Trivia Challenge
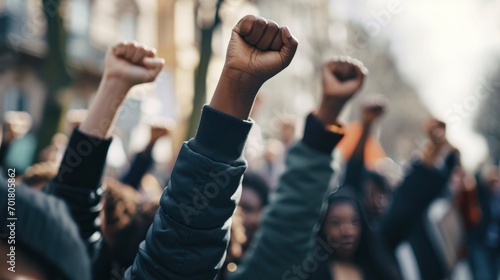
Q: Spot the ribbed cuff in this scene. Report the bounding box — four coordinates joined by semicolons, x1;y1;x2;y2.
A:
188;105;253;163
54;127;112;190
301;113;344;154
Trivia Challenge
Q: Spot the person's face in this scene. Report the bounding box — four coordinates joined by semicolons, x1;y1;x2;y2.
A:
239;187;263;244
322;202;362;259
364;181;389;217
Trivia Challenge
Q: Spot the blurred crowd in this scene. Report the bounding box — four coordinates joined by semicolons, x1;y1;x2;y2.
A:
0;14;499;280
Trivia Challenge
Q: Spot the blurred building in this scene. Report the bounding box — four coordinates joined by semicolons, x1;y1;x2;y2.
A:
0;0;49;127
1;0;431;164
476;61;500;164
0;0;178;151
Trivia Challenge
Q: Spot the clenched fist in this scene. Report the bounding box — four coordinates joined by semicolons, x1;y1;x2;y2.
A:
362;96;387;124
225;15;298;83
211;15;299;120
317;57;368;125
104;42;165;87
322;57;367;100
80;42;164;138
421;117;455;166
424;118;447;145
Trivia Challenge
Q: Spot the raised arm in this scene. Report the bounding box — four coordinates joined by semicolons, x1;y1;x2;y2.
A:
45;42;164;252
380;118;459;250
230;58;367;279
124;15;298;279
343;99;386;192
120;122;173;189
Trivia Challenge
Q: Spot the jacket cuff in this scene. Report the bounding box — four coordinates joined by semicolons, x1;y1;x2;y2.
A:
188;105;253;163
301;113;344;154
53;127;112;190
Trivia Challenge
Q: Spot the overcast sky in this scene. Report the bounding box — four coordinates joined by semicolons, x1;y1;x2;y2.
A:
330;0;500;169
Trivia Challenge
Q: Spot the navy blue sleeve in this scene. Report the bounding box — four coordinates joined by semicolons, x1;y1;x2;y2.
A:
124;105;252;280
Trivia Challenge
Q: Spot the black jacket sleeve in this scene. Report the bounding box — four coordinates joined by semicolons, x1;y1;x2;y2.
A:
44;128;112;254
380;160;449;251
120;144;155;189
343;154;366;194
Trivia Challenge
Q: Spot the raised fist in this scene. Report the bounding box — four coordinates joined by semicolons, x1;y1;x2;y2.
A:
225;15;299;84
362;96;387;124
420;117;455;166
104;42;165;87
322;57;367;101
316;57;368;125
147;118;176;143
424;118;447;145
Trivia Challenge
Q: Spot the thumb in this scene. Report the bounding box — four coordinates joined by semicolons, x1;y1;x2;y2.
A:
143;57;165;77
143;57;165;69
279;26;298;68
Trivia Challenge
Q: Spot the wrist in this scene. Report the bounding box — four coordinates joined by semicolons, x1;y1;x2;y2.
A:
220;67;265;94
100;74;133;94
210;68;263;120
316;97;347;125
78;77;131;138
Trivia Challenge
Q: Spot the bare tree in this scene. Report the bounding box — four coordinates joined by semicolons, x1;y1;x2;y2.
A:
36;0;71;158
187;0;224;138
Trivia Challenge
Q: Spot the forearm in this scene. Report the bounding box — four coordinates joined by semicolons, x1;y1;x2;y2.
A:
210;68;263;120
353;122;371;161
49;77;128;189
316;97;345;126
79;77;131;138
344;122;370;189
120;144;155;189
